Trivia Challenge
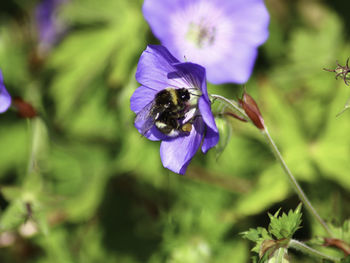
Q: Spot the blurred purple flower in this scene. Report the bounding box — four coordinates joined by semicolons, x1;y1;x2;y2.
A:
0;70;11;113
143;0;270;84
35;0;67;51
130;45;219;174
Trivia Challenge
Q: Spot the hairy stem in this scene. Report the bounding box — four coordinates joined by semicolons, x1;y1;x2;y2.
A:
211;94;334;237
210;94;248;119
262;128;334;238
289;239;341;262
275;247;287;263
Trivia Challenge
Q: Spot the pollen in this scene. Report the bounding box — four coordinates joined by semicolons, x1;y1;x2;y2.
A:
181;123;192;133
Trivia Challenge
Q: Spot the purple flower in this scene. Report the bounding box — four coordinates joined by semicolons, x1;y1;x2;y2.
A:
35;0;67;52
130;45;219;174
143;0;269;84
0;70;11;113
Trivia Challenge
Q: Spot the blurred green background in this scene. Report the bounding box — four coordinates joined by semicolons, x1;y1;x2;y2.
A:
0;0;350;262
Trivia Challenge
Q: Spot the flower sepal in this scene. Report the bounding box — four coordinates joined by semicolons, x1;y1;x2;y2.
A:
213;116;231;159
12;97;38;119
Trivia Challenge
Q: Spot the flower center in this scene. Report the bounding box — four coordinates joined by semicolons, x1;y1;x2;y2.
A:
186;19;216;49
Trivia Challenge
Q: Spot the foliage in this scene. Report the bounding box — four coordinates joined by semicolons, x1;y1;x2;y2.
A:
242;205;302;262
0;0;349;262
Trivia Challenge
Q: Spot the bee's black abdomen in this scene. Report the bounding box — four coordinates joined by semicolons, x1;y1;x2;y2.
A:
155;111;180;134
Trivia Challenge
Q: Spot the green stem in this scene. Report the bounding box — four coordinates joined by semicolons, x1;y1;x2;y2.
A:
26;119;35;174
27;119;41;175
275;247;287;263
262;128;334;238
210;94;248;119
211;94;334;237
289;239;341;262
336;96;350;117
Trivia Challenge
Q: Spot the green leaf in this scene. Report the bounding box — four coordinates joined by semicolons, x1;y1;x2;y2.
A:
0;122;29;177
48;143;110;222
49;0;147;121
0;200;26;231
242;205;302;260
241;227;273;254
268;204;302;239
326;219;350;247
311;73;350;189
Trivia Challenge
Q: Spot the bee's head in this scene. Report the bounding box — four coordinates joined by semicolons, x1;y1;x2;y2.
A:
177;88;191;101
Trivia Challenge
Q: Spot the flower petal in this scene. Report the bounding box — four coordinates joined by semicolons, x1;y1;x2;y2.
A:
172;62;206;91
142;0;270;84
143;0;189;42
198;96;219;152
206;44;258;84
202;126;220;153
135;123;167;141
36;0;58;45
136;45;188;91
130;85;157;114
198;96;218;133
130;86;168;141
229;4;269;46
36;0;68;49
0;71;11;113
160;118;204;174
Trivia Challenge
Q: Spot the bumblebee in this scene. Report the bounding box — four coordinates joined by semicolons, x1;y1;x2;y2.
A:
135;88;195;137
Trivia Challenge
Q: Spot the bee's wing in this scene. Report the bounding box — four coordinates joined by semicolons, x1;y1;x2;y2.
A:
135;100;158;136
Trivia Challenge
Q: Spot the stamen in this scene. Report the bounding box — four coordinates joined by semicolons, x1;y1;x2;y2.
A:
186;19;216;48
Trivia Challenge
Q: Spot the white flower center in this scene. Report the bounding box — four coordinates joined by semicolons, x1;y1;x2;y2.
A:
186;19;216;49
170;1;235;64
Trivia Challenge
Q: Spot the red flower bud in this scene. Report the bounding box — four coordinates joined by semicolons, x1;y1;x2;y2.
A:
323;238;350;256
12;97;37;118
239;92;265;130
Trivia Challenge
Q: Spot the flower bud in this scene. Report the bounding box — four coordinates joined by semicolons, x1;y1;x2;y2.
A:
323;238;350;256
239;92;265;130
214;116;231;159
12;97;37;118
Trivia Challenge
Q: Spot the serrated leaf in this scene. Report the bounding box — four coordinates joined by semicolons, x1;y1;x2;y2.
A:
242;227;273;255
268;204;302;239
243;205;302;260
